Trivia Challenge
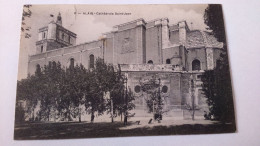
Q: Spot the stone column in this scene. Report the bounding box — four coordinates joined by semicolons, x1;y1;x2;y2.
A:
161;18;170;50
178;21;187;45
136;20;146;64
47;22;57;40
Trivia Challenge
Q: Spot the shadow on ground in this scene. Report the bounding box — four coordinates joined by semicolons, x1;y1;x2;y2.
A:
14;121;236;140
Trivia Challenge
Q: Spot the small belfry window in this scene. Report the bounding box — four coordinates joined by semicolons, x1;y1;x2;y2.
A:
166;59;171;64
89;54;94;69
192;59;201;71
41;45;43;53
62;33;65;40
69;58;74;68
148;60;153;64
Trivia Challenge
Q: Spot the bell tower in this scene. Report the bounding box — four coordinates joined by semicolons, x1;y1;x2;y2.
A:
35;12;77;54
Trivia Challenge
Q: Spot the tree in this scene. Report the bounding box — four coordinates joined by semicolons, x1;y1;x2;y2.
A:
104;65;135;123
123;88;135;125
202;54;235;124
16;59;136;123
16;71;42;121
204;4;226;45
15;101;26;123
104;68;122;123
38;62;65;121
184;75;199;120
83;58;135;123
21;5;32;38
202;4;235;124
63;64;86;122
140;76;164;120
84;58;109;122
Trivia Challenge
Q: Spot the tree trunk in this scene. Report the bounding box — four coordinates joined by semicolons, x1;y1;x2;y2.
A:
68;110;71;121
91;111;95;123
78;107;81;122
192;91;195;121
111;99;113;123
39;111;42;121
120;112;122;122
65;112;68;122
68;106;71;121
152;100;155;119
54;111;56;122
47;108;50;121
32;108;35;121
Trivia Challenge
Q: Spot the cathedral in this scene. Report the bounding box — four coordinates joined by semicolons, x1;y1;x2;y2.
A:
28;13;223;119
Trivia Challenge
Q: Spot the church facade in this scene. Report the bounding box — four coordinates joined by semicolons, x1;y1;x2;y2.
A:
28;14;223;119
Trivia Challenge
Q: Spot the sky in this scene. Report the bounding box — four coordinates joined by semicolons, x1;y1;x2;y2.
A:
18;4;208;80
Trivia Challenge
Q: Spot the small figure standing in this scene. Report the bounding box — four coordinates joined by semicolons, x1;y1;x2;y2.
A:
124;112;128;125
148;118;153;124
91;114;95;123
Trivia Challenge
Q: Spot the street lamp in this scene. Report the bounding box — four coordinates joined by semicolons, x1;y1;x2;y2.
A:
124;73;128;125
153;78;162;121
158;78;161;119
190;74;195;120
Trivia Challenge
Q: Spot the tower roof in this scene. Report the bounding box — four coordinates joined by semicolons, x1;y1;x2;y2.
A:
185;30;223;49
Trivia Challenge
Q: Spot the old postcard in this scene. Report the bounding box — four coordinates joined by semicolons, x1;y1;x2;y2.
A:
15;4;236;140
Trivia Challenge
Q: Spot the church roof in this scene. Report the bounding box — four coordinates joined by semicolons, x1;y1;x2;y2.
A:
185;30;223;49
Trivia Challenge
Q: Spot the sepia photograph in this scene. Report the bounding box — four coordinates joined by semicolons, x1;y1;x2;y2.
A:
14;4;236;140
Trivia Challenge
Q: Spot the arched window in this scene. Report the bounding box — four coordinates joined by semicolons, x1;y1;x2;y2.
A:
70;58;74;68
192;59;201;71
62;33;65;40
89;54;94;69
41;45;43;53
134;85;141;93
162;85;168;93
166;59;171;64
148;60;153;64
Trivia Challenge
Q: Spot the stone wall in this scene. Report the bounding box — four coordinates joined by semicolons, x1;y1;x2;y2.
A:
119;64;182;72
111;21;146;65
169;30;179;45
123;70;208;118
145;23;162;64
46;41;64;51
28;40;104;75
187;48;207;71
126;71;182;108
103;37;114;64
162;46;182;65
